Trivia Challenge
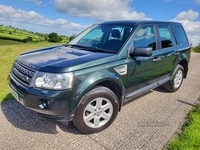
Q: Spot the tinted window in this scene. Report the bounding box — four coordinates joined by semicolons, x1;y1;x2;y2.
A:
133;25;156;50
102;26;133;51
68;24;134;52
175;25;188;44
158;25;176;49
78;27;103;46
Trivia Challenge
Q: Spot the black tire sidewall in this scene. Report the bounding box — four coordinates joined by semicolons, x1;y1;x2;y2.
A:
73;86;119;134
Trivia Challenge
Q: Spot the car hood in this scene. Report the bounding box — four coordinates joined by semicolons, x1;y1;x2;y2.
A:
17;46;117;72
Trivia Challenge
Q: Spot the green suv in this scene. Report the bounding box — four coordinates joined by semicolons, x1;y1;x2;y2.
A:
8;20;190;134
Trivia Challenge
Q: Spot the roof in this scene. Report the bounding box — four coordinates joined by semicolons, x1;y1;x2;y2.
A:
99;20;181;26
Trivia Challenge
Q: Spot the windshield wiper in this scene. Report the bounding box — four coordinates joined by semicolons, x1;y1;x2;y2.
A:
65;44;116;53
87;47;117;53
65;44;87;49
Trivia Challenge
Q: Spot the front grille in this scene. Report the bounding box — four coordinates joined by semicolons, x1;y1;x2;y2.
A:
11;61;35;86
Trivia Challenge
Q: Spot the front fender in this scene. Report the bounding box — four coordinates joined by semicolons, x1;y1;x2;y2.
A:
74;70;125;103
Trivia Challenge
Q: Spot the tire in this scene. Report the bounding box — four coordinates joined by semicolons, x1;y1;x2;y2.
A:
73;86;119;134
163;64;184;92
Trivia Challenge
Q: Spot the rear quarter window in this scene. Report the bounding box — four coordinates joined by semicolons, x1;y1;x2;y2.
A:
174;25;189;45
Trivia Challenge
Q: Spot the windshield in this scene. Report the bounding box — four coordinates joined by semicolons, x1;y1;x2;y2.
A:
67;24;134;53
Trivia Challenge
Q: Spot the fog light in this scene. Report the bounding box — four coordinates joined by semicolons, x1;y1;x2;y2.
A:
39;99;51;109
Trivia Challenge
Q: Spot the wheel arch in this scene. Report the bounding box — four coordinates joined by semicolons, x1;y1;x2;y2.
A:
75;75;125;112
95;80;125;111
178;59;188;78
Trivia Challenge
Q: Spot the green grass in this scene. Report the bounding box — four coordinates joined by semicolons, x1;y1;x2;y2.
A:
0;33;26;40
192;44;200;53
167;98;200;150
0;25;69;44
0;39;64;102
0;39;23;45
0;25;44;41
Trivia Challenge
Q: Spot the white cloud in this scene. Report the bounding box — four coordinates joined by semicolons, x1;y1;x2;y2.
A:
179;20;200;33
0;5;44;22
0;5;87;35
173;9;200;46
175;9;199;21
54;0;151;21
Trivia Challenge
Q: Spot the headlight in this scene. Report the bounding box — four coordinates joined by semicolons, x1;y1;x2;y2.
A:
35;72;74;90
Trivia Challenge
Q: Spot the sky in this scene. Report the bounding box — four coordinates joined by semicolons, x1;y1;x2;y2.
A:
0;0;200;45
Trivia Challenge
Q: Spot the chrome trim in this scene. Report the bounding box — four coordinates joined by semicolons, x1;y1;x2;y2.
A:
114;64;127;75
14;61;34;77
11;61;35;86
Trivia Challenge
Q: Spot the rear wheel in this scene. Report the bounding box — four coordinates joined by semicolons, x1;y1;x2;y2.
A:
73;86;119;134
163;64;184;92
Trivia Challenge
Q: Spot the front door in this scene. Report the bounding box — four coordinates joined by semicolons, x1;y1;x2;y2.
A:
125;24;163;100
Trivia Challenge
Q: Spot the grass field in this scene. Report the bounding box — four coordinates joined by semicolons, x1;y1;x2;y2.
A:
0;25;69;43
0;25;44;41
167;98;200;150
0;33;26;40
0;39;63;102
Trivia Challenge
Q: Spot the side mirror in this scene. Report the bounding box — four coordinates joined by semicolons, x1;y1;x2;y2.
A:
130;46;152;57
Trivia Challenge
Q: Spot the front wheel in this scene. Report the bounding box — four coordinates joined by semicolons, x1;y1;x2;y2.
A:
73;86;119;134
163;64;184;92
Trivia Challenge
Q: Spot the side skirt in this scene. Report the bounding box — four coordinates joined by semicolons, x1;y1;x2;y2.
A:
124;77;170;102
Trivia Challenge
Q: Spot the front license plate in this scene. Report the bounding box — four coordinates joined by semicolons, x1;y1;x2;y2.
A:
10;86;19;101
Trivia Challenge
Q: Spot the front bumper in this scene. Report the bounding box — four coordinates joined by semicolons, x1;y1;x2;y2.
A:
8;73;78;122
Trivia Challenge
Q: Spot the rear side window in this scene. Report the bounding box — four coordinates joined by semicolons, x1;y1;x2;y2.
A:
174;25;189;44
158;25;176;49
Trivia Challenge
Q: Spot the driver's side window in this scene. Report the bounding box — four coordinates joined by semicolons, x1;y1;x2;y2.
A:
133;25;156;50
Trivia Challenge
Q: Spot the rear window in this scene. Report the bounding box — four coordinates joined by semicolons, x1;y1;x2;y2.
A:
158;25;176;49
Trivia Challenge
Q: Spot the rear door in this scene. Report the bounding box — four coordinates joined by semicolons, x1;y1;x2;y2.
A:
155;24;178;84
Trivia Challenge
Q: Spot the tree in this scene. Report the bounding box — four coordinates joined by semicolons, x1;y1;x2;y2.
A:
69;34;76;41
27;36;33;41
192;43;200;53
23;37;33;43
44;35;48;41
48;32;61;43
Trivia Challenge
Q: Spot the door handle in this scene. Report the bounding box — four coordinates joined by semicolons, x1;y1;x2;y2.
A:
153;57;161;62
174;52;180;55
